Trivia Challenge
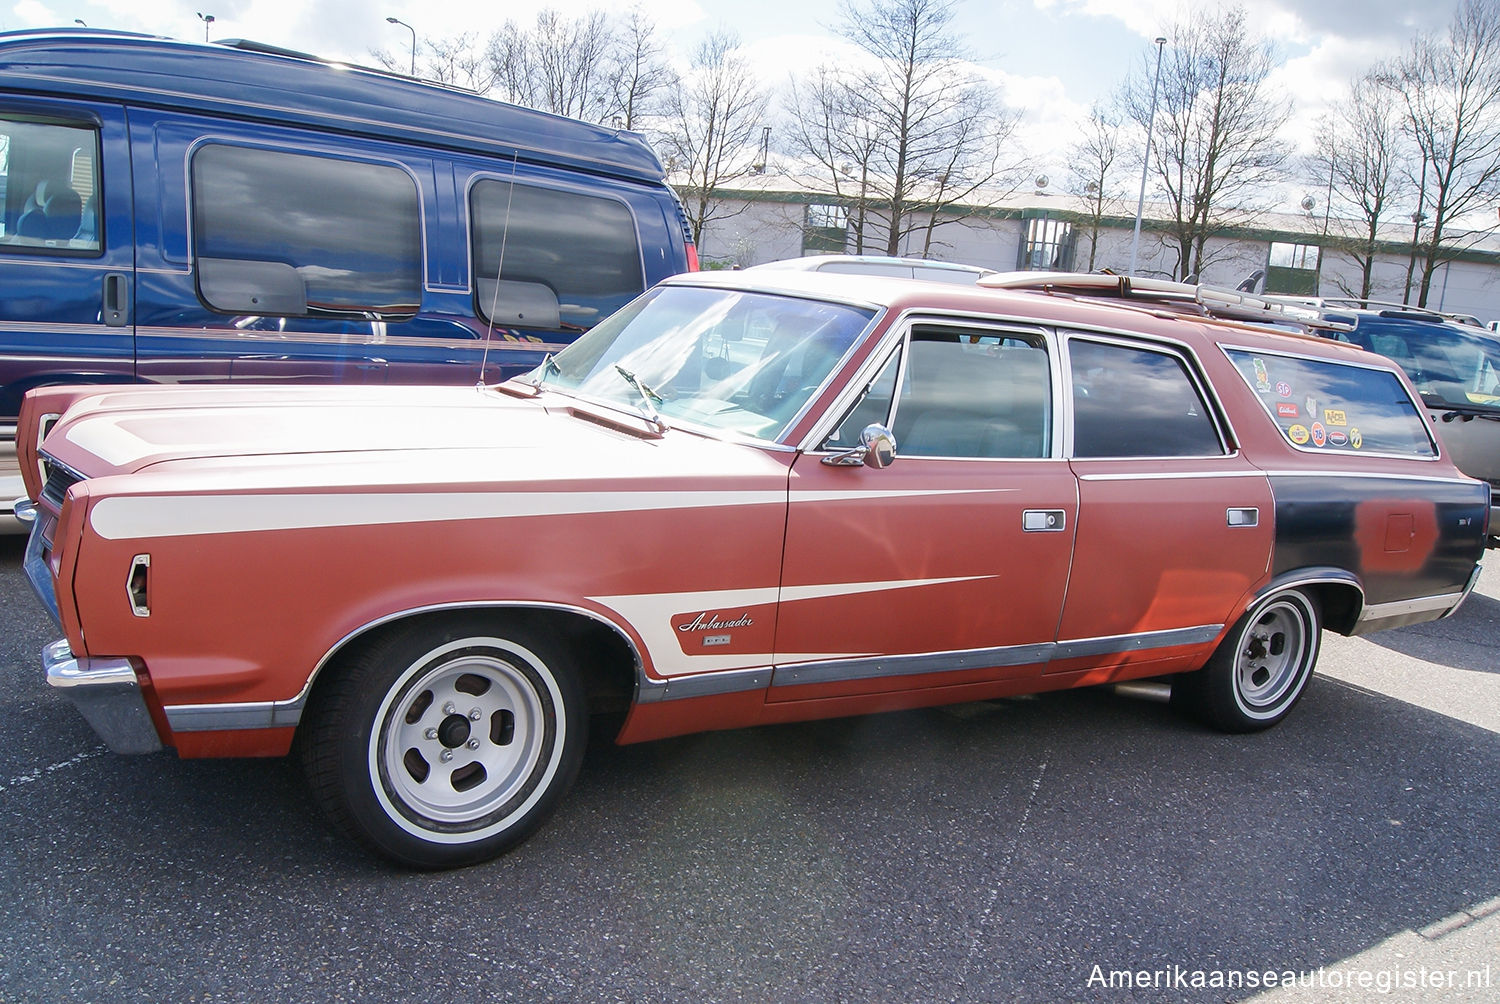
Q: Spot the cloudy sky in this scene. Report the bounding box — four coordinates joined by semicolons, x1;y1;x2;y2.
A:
1;0;1464;198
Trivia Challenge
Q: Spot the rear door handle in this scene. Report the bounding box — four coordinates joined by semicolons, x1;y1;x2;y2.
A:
1023;509;1067;532
102;272;130;327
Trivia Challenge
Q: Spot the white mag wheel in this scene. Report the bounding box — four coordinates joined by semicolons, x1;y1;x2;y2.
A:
303;617;587;868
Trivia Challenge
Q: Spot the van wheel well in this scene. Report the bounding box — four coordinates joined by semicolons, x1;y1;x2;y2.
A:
299;608;637;747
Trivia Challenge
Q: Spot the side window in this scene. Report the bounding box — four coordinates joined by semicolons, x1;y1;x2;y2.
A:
1225;348;1436;457
0;116;101;253
470;180;644;332
1070;338;1224;458
881;328;1051;459
191;145;421;318
825;349;902;450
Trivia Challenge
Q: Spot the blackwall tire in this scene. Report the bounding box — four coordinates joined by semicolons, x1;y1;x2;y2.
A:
301;615;587;868
1173;589;1321;733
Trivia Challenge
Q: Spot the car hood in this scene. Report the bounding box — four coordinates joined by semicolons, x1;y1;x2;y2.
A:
39;383;791;495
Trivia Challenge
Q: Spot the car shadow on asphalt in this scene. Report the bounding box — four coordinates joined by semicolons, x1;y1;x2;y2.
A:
5;664;1498;1002
1358;590;1500;673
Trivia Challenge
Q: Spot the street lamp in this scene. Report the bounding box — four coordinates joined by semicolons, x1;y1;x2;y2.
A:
386;17;416;76
196;12;214;42
1128;35;1168;277
1405;209;1427;306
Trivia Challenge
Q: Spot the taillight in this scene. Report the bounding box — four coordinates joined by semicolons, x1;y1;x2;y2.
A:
685;242;700;272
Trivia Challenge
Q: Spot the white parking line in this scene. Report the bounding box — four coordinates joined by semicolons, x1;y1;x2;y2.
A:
0;748;107;794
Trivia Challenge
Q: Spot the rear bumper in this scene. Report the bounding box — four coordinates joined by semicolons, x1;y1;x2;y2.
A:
44;639;162;754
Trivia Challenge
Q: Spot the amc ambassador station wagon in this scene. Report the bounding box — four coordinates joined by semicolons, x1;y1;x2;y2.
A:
14;270;1489;867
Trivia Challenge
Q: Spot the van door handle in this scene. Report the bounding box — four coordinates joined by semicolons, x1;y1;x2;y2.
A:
102;272;130;327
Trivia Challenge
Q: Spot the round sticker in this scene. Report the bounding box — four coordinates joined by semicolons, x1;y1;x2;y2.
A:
1329;431;1349;447
1311;422;1327;447
1288;424;1310;445
1275;381;1292;397
1350;427;1362;449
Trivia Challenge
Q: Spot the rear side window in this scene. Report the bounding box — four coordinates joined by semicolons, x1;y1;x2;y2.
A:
1069;338;1224;457
1225;348;1436;457
191;145;422;318
470;179;644;332
0;116;101;253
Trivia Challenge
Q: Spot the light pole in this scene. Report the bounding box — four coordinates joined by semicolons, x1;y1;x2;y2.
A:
196;12;214;41
386;17;416;76
1128;35;1168;277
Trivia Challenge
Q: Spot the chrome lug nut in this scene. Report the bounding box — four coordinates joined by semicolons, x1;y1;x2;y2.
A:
424;728;438;741
469;708;483;721
439;749;454;763
443;702;457;715
466;738;481;750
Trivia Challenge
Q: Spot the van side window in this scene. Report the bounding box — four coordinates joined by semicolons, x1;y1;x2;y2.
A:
0;117;101;253
191;144;421;318
1224;348;1437;457
1070;338;1224;458
470;179;644;331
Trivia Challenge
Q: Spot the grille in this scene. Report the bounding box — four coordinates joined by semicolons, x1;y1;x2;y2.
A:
39;455;85;509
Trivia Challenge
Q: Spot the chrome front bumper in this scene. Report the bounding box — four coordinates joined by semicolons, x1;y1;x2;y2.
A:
44;639;163;754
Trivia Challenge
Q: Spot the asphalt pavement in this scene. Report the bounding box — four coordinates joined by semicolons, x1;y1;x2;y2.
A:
1;534;1497;1003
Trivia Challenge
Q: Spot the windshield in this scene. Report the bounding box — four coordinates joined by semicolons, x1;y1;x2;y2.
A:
527;285;876;440
1352;323;1500;413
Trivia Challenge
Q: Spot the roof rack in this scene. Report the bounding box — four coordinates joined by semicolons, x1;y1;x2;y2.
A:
977;271;1355;332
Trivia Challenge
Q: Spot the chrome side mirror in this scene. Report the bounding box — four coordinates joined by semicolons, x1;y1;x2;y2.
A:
822;423;897;468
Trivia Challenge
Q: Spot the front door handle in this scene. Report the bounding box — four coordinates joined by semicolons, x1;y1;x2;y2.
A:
102;272;130;327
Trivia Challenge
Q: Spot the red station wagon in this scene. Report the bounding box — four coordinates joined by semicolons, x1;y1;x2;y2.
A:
14;271;1489;867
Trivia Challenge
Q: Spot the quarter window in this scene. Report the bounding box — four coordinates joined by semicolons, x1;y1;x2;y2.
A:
191;145;422;318
0;117;101;253
1070;339;1224;458
470;179;644;332
1225;348;1436;457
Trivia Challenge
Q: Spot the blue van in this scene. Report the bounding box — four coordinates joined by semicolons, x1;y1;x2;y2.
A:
0;29;697;434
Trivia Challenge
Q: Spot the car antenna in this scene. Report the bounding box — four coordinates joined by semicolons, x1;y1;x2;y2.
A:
477;150;520;390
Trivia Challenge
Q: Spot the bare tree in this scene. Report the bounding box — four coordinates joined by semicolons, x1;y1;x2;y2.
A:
372;33;495;92
658;31;770;254
1308;72;1409;301
1124;6;1290;281
603;6;677;130
1385;0;1500;307
1065;103;1126;272
784;65;880;252
488;10;616;121
786;0;1021;258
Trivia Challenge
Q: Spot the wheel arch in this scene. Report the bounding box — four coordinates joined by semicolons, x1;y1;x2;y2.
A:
295;603;644;743
1252;567;1365;636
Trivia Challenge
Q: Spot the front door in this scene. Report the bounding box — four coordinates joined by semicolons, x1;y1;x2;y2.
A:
0;98;134;429
772;320;1077;701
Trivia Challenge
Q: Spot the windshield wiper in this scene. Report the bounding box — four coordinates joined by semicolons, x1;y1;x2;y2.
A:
614;365;669;433
525;353;561;387
1424;396;1500;422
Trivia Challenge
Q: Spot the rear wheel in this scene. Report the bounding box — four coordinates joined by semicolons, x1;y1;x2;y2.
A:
301;615;586;868
1172;589;1321;733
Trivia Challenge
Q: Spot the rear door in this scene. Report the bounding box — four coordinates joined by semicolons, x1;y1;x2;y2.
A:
1049;333;1274;677
0;98;133;429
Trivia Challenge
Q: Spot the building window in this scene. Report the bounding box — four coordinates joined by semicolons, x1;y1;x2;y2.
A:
1019;216;1074;271
803;203;849;254
1265;242;1321;296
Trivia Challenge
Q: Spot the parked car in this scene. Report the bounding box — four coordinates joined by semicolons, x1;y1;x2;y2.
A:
0;28;696;435
15;269;1487;867
747;254;995;283
1308;306;1500;546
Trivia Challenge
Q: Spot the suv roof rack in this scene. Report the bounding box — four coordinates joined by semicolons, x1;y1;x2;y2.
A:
977;271;1355;332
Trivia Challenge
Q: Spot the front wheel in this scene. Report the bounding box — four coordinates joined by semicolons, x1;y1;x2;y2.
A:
301;615;587;868
1172;589;1321;733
